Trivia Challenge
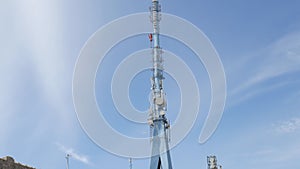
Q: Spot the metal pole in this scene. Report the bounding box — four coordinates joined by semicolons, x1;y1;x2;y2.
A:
129;158;133;169
66;154;71;169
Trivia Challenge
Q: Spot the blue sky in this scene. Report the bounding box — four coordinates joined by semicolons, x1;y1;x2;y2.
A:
1;0;300;169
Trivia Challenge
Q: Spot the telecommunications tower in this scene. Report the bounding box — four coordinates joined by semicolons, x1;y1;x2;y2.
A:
147;0;173;169
207;156;222;169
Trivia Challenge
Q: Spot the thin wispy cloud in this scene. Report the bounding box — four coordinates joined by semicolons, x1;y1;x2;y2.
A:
241;145;300;168
56;143;91;165
0;0;75;153
229;31;300;105
274;118;300;134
